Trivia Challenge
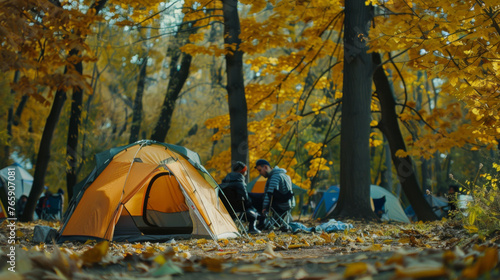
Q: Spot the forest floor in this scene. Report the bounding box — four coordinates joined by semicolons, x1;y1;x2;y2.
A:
1;218;499;280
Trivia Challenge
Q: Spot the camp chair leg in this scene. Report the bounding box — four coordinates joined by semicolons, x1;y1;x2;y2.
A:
266;208;292;232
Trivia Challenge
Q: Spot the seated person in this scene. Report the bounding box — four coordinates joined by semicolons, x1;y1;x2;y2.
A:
17;195;28;217
35;188;51;219
220;161;261;234
254;159;295;227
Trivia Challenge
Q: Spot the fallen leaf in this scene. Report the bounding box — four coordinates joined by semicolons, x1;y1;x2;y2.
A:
200;257;224;272
365;244;383;251
461;247;498;279
395;265;447;278
80;240;109;266
385;254;404;265
231;264;265;273
442;250;455;264
196;238;208;244
280;268;309;279
263;243;282;258
268;232;277;240
320;232;332;243
353;254;368;261
215;250;238;256
343;262;376;278
136;262;151;272
132;243;144;249
150;260;183;276
154;254;167;265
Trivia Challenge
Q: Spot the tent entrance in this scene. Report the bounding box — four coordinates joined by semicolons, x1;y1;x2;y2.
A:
137;173;193;234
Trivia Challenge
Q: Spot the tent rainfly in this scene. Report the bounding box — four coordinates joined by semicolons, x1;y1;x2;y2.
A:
58;140;239;242
0;163;33;219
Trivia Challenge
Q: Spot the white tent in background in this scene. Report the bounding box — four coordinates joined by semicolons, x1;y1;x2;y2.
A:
370;185;410;223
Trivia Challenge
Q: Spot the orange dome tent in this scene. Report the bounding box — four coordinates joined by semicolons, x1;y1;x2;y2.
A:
58;140;239;242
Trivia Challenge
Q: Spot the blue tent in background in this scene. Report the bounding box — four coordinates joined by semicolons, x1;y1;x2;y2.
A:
312;185;410;223
312;186;339;219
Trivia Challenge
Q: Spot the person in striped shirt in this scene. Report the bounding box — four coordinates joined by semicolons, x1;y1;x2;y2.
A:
254;159;295;221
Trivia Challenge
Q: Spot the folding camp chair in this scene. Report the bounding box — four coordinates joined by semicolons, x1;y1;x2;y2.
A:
219;187;251;236
41;194;63;221
264;195;293;232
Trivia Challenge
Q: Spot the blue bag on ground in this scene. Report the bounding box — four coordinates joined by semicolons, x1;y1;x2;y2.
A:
288;222;314;233
315;219;353;233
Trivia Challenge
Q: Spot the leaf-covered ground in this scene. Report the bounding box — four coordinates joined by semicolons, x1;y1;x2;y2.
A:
1;219;499;279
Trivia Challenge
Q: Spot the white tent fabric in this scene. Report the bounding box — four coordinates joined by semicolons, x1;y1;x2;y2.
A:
0;163;33;198
370;185;410;223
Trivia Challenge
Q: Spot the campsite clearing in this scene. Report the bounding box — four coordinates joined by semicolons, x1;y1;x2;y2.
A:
2;219;499;279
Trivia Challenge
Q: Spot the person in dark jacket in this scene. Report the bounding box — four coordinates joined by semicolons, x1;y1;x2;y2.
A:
220;161;261;234
255;159;294;228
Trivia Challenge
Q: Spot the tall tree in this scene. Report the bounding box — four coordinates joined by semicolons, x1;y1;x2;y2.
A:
372;52;437;221
4;71;20;167
129;56;148;144
222;0;249;170
150;21;194;142
66;59;84;199
21;0;108;221
331;0;377;220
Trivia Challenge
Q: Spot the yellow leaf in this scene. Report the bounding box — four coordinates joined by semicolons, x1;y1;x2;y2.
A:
154;254;166;265
385;254;404;265
216;250;238;256
230;264;264;273
80;241;109;266
343;262;372;278
366;244;383;251
132;243;144;249
200;257;224;272
462;247;498;278
398;237;410;244
197;238;208;244
267;232;276;240
396;265;448;278
395;149;408;158
320;232;332;243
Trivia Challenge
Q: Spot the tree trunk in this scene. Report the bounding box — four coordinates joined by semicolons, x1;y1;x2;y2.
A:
66;59;83;200
150;21;193;142
330;0;377;220
20;87;67;222
434;151;444;192
421;159;429;191
129;57;147;144
379;136;393;190
222;0;249;173
372;52;438;221
20;0;108;221
415;71;429;191
4;71;20;167
13;95;29;126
